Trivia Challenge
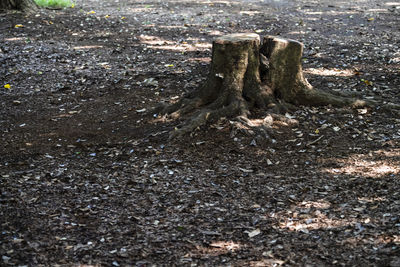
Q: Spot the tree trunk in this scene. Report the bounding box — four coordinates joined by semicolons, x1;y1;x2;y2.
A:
260;36;355;107
0;0;38;12
159;33;393;139
162;33;272;139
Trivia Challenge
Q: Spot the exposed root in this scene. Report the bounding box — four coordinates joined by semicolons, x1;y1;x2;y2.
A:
293;88;370;108
229;112;299;139
169;98;248;139
289;84;400;115
168;98;204;119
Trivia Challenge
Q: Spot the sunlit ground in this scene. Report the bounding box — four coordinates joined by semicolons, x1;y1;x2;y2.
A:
322;149;400;178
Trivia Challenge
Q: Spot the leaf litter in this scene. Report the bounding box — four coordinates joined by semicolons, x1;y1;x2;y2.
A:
0;0;399;266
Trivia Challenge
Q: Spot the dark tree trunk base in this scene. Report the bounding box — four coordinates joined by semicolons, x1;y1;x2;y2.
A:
0;0;38;13
159;33;400;139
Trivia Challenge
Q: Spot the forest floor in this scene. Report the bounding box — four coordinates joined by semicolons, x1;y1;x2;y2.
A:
1;0;400;266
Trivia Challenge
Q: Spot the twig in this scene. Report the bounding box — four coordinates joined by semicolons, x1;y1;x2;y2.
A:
306;135;324;147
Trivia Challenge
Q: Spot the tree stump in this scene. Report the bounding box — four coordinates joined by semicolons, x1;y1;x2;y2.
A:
260;36;361;107
159;33;397;139
260;36;366;107
161;33;272;139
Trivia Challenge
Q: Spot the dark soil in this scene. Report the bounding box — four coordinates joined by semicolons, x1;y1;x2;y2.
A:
1;0;399;266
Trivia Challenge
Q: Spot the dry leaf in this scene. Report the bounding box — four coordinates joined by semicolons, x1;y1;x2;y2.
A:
247;228;261;238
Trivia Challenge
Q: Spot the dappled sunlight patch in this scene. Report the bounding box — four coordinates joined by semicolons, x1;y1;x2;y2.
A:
376;148;400;158
158;25;188;30
138;35;192;52
280;217;353;232
303;11;323;15
92;30;113;38
276;199;354;232
304;67;355;77
323;160;399;178
304;17;324;21
193;43;213;49
5;37;26;42
146;44;189;52
138;35;212;52
145;43;211;52
138;35;175;46
367;8;390;13
209;241;241;251
197;0;238;5
73;45;104;50
302;10;359;16
188;57;211;63
320;148;400;178
243;259;285;266
186;240;242;258
208;30;224;36
125;7;156;13
386;2;400;6
343;234;400;247
358;196;387;204
240;10;261;16
299;200;331;209
287;30;307;36
391;57;400;63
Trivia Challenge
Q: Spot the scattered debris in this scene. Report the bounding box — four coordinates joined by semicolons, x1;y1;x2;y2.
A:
0;0;399;266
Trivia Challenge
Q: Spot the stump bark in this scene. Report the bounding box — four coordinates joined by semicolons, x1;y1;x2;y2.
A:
159;33;396;139
162;33;271;139
260;36;363;107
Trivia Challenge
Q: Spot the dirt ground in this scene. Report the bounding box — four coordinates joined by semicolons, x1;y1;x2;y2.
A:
1;0;400;266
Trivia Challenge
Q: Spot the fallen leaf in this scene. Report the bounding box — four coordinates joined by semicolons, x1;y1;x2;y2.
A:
239;167;253;173
4;84;11;89
199;230;221;236
361;79;373;86
14;24;24;28
247;228;261;238
285;113;296;119
143;78;158;86
353;207;365;212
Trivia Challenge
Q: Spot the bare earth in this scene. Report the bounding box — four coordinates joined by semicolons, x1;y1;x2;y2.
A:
1;0;399;266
